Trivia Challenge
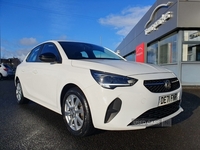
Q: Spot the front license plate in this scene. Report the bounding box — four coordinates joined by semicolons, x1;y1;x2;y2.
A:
159;93;179;106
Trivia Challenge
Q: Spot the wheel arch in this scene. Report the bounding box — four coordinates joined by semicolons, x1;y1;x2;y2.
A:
0;73;2;80
15;76;20;85
60;83;94;124
60;83;86;108
60;83;95;136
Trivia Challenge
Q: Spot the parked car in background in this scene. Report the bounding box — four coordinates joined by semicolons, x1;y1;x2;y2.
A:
15;40;183;137
0;63;15;80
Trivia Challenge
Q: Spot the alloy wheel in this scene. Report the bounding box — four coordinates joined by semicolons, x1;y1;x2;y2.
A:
64;94;84;131
16;82;22;101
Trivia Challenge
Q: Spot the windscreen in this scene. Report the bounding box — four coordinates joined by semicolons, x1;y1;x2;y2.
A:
59;42;123;60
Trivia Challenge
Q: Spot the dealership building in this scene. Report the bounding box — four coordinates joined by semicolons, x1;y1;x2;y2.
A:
116;0;200;86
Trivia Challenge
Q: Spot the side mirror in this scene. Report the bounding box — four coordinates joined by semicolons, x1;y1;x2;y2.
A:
39;53;56;62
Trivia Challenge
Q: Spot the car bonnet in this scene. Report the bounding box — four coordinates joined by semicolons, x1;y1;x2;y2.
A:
71;59;171;76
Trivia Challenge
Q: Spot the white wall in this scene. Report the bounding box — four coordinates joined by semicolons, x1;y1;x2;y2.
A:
181;63;200;85
162;64;180;79
160;63;200;86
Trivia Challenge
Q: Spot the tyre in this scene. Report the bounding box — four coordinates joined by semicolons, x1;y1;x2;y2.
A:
62;87;94;137
16;80;29;104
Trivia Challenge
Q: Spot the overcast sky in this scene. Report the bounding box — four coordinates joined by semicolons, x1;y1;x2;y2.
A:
0;0;155;60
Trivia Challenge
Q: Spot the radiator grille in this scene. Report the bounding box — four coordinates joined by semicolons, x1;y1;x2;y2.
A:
144;78;180;93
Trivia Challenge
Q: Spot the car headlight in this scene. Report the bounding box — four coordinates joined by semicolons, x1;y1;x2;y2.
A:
91;70;138;89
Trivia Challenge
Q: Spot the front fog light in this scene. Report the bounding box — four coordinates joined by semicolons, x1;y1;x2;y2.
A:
91;70;138;89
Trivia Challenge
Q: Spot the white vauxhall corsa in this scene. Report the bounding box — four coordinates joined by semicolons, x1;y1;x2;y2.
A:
15;41;183;136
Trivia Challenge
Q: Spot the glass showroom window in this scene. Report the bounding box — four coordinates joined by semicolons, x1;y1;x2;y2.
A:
125;52;135;61
183;30;200;41
147;42;158;64
182;30;200;61
159;34;177;64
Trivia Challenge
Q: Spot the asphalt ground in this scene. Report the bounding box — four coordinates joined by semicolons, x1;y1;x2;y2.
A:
0;79;200;150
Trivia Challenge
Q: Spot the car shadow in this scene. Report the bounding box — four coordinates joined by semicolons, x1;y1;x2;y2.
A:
14;87;200;137
172;89;200;125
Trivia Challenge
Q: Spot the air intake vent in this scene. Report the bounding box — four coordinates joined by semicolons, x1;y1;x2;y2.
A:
128;100;180;126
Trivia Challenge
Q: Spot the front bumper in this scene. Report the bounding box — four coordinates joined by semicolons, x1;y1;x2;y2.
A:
84;72;183;130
